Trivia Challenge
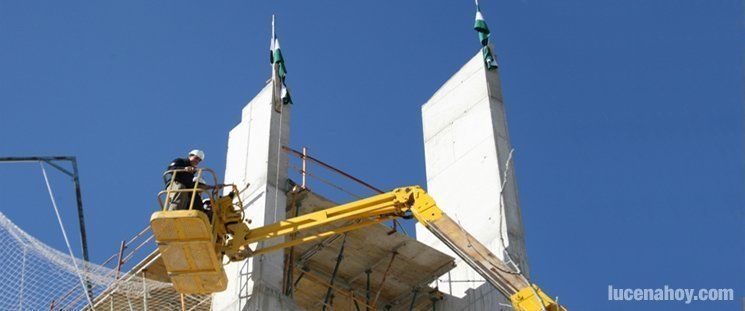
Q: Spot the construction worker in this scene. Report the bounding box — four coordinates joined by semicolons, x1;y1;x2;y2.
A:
166;149;210;211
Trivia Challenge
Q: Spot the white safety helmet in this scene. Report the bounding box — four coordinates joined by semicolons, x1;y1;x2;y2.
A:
189;149;205;161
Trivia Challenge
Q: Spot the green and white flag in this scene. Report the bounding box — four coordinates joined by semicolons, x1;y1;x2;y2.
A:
270;37;287;80
474;3;498;70
272;38;291;105
474;9;490;46
270;15;292;105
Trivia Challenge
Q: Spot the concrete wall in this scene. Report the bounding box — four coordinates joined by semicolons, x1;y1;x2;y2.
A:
212;83;299;311
416;51;529;310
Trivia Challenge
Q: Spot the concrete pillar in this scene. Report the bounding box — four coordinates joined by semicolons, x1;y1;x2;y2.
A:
416;50;529;310
212;83;300;311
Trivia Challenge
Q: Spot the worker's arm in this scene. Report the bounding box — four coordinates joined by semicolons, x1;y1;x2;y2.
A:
197;183;224;190
166;158;200;188
168;158;196;172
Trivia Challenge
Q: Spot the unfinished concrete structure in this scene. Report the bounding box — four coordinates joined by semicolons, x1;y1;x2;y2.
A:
212;83;298;310
416;50;529;310
89;44;531;310
209;49;530;310
209;77;458;310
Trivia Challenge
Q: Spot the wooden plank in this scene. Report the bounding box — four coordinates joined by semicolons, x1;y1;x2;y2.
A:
427;215;529;296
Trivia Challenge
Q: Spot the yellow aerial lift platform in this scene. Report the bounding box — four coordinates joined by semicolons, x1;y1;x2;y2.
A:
150;168;566;311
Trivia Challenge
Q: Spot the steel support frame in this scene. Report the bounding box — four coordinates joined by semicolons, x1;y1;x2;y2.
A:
0;156;90;263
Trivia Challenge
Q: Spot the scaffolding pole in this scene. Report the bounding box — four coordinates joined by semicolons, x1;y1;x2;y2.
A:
322;234;348;311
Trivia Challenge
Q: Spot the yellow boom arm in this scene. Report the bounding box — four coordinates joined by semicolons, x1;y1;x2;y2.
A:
151;184;564;311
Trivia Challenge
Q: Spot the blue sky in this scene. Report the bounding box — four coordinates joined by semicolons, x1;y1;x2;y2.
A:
0;1;742;310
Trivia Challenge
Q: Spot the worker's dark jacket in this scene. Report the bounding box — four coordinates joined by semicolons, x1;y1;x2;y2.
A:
166;158;196;188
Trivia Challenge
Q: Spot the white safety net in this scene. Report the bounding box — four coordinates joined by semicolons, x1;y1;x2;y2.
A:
0;212;210;310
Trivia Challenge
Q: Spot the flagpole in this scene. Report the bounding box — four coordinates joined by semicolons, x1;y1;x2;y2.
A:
271;13;276;75
271;14;280;110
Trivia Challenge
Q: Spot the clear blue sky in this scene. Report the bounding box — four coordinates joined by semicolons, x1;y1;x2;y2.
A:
0;1;741;310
